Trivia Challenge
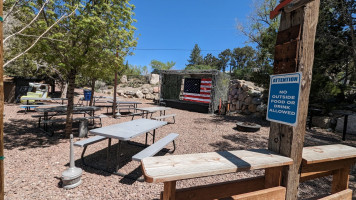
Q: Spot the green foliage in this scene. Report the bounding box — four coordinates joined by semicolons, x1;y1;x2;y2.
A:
218;49;231;72
125;64;147;75
185;65;216;70
150;60;175;73
186;44;204;67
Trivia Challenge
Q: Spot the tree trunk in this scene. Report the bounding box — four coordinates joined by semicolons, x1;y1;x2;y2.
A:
61;82;68;98
0;1;5;199
65;69;76;138
113;70;117;118
89;79;95;106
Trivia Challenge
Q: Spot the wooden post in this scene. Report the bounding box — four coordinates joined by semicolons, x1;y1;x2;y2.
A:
162;181;176;200
0;0;4;199
268;1;320;200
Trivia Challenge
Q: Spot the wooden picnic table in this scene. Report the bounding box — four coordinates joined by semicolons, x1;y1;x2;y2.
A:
300;144;356;198
89;118;167;177
141;149;293;200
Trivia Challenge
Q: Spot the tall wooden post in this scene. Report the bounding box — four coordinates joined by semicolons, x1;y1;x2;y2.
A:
0;0;5;199
268;1;320;200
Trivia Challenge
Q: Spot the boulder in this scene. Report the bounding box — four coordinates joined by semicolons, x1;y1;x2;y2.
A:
135;90;144;98
145;93;154;100
149;74;160;85
257;104;267;112
312;116;331;129
248;104;257;113
154;94;160;101
125;90;136;96
252;98;262;105
142;88;149;94
244;97;252;104
120;75;127;83
117;90;125;96
141;84;151;88
335;115;356;134
153;87;159;93
250;90;262;97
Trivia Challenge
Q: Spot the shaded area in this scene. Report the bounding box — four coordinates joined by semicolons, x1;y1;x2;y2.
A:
4;118;61;150
203;114;270;128
210;133;268;152
72;140;171;185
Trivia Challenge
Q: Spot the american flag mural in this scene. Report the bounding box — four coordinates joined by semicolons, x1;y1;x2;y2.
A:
183;78;212;103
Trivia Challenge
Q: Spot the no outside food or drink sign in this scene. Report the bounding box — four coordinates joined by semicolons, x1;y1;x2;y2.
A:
266;72;302;126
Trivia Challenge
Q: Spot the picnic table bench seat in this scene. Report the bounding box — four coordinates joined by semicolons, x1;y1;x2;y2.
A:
141;149;293;200
74;135;108;165
132;133;178;161
299;144;356;199
151;114;176;124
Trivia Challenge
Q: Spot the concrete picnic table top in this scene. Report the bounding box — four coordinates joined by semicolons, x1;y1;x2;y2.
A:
136;107;171;113
106;100;142;104
35;106;100;113
89;118;167;141
21;97;68;101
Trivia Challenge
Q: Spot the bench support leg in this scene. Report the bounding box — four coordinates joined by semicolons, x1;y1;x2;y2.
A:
153;129;156;143
106;138;112;169
80;146;88;166
145;132;148;146
265;166;283;188
331;167;350;193
162;181;176;200
115;140;122;172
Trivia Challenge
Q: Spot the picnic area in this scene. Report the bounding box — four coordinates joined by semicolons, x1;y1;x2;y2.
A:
2;0;356;199
1;88;355;199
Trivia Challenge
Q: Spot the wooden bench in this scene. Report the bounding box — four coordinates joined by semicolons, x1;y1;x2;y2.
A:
132;133;178;162
141;149;293;200
74;136;107;165
151;114;176;124
299;144;356;199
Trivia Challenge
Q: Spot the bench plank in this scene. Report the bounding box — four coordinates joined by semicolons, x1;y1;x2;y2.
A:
132;133;178;161
151;114;176;120
318;189;352;200
141;149;293;183
74;136;106;147
302;144;356;165
228;186;286;200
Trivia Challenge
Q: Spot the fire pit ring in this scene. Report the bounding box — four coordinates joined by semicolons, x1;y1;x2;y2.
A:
236;122;261;132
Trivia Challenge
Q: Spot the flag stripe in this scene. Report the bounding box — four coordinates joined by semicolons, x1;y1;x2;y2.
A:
183;78;212;104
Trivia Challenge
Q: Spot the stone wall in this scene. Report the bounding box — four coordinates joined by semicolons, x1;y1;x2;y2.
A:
228;79;267;117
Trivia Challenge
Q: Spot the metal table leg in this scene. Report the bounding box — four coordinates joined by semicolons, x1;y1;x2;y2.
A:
342;115;349;141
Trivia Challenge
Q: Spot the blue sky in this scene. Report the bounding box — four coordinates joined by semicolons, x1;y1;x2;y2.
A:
126;0;254;72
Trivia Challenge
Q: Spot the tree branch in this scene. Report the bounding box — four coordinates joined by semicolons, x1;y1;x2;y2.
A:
4;5;78;67
4;0;49;43
4;0;21;21
17;33;66;42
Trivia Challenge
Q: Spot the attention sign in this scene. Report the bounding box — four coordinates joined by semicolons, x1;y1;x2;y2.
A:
267;72;302;126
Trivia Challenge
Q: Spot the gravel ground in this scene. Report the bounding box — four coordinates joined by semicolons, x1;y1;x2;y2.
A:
3;90;356;199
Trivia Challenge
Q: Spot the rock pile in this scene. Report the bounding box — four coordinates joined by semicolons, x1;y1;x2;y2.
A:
228;80;267;117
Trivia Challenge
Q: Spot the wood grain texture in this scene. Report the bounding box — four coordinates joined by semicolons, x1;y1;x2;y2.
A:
300;171;333;182
268;1;320;200
318;189;352;200
301;158;356;173
170;177;265;200
141;149;293;183
228;186;286;200
265;167;283;188
162;181;176;200
331;167;350;194
302;144;356;165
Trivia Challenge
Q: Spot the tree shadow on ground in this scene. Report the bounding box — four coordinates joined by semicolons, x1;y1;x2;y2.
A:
4;118;62;150
73;141;171;185
210;133;268;152
305;129;356;148
195;114;270;128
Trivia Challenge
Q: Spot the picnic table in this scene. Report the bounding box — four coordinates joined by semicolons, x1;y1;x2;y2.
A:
20;97;67;113
35;106;101;132
88;118;167;176
141;149;293;200
107;100;142;114
136;106;171;118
